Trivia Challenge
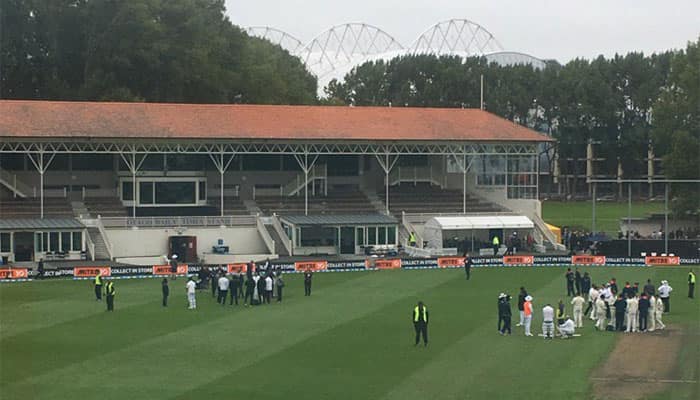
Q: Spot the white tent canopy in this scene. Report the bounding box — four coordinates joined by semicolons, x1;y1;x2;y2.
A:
423;215;534;250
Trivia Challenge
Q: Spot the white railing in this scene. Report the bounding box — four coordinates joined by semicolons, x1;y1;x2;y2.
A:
100;215;256;228
401;211;424;248
531;214;566;251
84;231;96;261
282;164;327;196
95;218;114;260
271;214;293;255
207;187;240;198
256;215;275;255
43;188;69;198
0;168;31;197
389;165;442;186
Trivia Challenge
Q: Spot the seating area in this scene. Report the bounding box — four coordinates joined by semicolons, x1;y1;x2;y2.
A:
84;196;128;218
379;183;505;216
0;197;73;218
255;189;377;215
208;196;250;215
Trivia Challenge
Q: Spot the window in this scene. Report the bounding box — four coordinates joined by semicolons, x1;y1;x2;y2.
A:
367;227;377;245
387;226;396;245
0;233;10;252
72;232;82;251
356;227;365;246
198;181;206;201
42;233;49;252
140;182;154;204
49;232;59;252
61;232;71;253
378;226;387;245
299;227;336;247
73;154;113;171
506;155;538;199
476;155;506;186
35;233;43;252
122;181;134;201
155;181;196;204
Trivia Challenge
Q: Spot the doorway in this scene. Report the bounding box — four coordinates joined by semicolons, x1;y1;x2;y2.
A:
13;232;34;261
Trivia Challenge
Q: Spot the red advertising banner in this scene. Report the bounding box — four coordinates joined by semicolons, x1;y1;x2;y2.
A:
572;255;606;265
294;261;328;272
374;259;402;269
437;257;465;268
152;264;188;275
503;255;534;265
645;256;680;266
227;263;254;274
0;268;29;279
73;266;112;277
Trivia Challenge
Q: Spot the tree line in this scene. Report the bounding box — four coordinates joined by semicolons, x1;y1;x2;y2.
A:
0;0;317;104
323;39;699;215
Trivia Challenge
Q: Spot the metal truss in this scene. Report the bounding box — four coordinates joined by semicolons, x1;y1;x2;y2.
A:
299;23;404;86
244;26;306;55
0;140;537;156
484;51;548;69
411;19;502;56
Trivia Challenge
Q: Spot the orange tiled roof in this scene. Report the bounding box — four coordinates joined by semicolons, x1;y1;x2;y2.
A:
0;100;552;142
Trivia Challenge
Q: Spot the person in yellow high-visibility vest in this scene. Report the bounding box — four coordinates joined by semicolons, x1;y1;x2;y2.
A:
409;232;417;247
413;301;429;346
105;280;115;311
689;270;696;299
492;235;500;254
94;272;103;301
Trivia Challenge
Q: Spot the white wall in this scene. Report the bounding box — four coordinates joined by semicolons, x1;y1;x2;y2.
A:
106;226;268;259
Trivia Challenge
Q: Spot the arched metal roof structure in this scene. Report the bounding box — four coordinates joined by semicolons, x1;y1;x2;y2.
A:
411;19;503;56
484;51;548;69
244;26;306;55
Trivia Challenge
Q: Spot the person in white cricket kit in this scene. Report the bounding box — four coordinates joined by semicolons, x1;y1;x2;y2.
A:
625;295;639;333
186;276;197;309
570;293;586;328
523;295;534;336
588;285;600;320
654;295;665;330
595;295;607;331
647;294;656;332
542;304;555;339
558;316;576;338
657;280;673;313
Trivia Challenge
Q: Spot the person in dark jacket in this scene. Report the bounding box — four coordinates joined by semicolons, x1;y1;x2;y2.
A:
581;272;592;296
609;278;618;295
498;293;512;335
37;258;45;279
169;255;179;280
244;275;255;306
229;273;239;305
613;294;627;331
574;268;582;295
643;279;655;296
632;282;640;296
622;282;634;298
412;301;429;346
210;271;218;298
276;275;285;302
565;268;575;296
463;252;472;280
304;270;313;296
516;287;527;327
162;278;169;307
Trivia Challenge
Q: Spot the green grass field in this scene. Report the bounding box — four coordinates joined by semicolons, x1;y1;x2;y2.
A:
1;267;698;400
542;200;665;234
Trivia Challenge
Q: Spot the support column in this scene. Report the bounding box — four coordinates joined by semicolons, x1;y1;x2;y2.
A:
647;142;655;198
119;149;148;219
208;150;236;217
293;150;319;216
450;149;472;214
586;139;593;195
592;183;597;234
664;183;669;254
27;147;56;219
374;152;400;215
627;183;632;257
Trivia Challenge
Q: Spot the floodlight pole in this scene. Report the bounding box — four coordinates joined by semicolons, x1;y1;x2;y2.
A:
627;183;632;257
374;152;399;215
664;183;669;254
591;183;596;234
293;150;319;216
208;149;236;217
119;149;148;219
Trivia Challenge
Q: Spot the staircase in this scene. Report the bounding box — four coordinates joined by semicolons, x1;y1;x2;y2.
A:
265;225;290;256
0;168;31;198
86;228;111;260
281;164;327;196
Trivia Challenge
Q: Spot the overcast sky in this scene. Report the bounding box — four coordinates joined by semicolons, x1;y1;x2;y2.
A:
226;0;699;62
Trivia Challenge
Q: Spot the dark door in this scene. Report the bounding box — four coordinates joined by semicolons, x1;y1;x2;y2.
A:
340;227;355;254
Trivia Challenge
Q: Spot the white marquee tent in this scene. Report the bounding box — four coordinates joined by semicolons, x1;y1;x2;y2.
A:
423;215;534;250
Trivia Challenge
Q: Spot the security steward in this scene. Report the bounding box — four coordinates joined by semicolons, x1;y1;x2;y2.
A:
689;270;696;299
94;272;103;301
105;279;115;311
463;252;472;280
492;235;500;254
304;270;313;296
413;301;429;346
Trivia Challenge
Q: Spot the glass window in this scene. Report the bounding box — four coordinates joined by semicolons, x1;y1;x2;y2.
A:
198;181;206;201
378;226;387;245
356;227;365;246
49;232;59;252
241;155;281;171
0;233;10;252
299;227;336;247
60;232;71;252
122;181;134;201
387;226;396;245
42;233;49;252
155;182;196;204
72;232;82;251
367;227;376;245
35;233;42;252
139;182;154;204
72;154;114;171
